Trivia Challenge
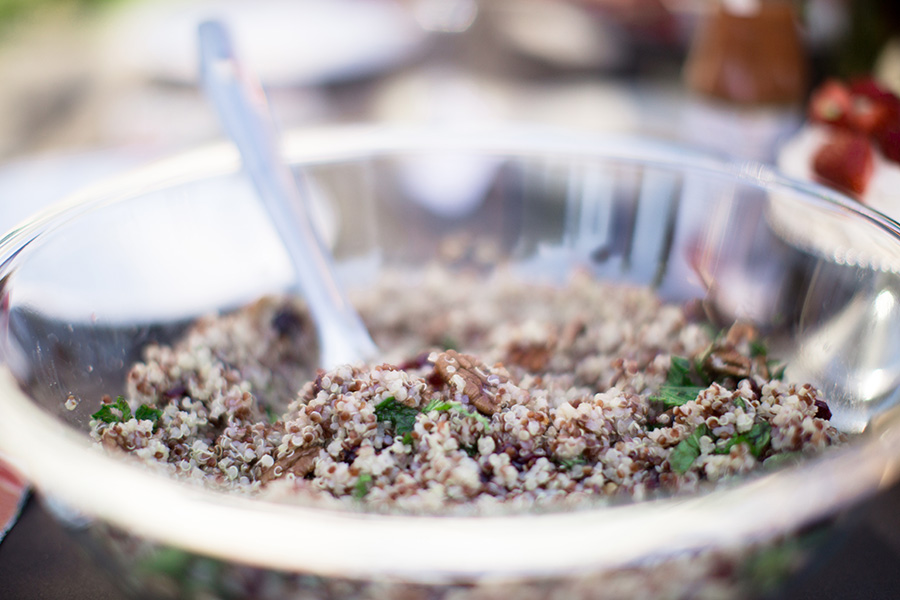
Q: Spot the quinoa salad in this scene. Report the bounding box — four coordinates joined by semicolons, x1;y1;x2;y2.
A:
88;266;845;514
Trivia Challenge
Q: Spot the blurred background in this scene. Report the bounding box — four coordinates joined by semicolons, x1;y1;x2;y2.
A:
0;0;895;162
1;0;900;598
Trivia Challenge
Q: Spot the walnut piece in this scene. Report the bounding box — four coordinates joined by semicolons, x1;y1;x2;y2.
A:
431;350;507;416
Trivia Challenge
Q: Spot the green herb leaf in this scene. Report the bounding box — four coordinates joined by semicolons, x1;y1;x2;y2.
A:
422;398;492;430
374;397;419;436
669;424;710;474
667;356;694;386
713;422;772;458
135;404;162;423
91;396;132;424
770;364;787;380
401;432;414;446
762;451;804;470
734;397;747;410
651;384;705;409
115;396;133;421
422;398;453;413
90;405;119;424
462;444;479;458
353;473;373;500
557;455;588;469
263;404;279;425
750;339;768;358
714;436;740;456
744;422;772;458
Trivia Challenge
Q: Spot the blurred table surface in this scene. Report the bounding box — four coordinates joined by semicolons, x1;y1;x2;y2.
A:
1;2;899;599
4;480;900;600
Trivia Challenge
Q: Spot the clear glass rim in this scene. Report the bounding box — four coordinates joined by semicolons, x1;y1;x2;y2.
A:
1;123;900;581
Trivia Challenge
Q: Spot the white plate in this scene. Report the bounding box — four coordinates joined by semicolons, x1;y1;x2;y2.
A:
104;0;427;86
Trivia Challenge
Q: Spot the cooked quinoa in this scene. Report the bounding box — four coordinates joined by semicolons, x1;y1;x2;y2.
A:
89;266;844;514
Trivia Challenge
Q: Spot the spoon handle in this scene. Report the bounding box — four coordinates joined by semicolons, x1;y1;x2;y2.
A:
198;20;377;368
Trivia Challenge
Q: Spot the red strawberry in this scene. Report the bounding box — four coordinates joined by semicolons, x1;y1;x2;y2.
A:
812;131;874;197
876;122;900;164
849;77;899;106
847;77;900;136
809;79;852;128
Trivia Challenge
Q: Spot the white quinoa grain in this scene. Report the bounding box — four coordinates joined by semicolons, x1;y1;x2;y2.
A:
65;394;80;411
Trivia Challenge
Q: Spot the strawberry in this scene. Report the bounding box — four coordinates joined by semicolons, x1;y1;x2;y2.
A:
847;77;900;136
876;122;900;164
812;131;874;197
809;79;852;128
849;77;899;107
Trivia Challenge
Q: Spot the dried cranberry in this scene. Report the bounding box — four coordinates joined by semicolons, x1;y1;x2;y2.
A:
163;383;187;399
814;399;832;421
271;307;304;337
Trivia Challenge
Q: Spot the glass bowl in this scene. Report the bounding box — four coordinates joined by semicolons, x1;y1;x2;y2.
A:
1;124;900;600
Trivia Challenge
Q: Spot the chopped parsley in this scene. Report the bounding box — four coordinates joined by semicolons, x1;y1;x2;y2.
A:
461;444;479;458
374;396;419;436
714;422;771;458
263;404;280;424
668;424;710;474
557;455;588;469
91;396;131;423
92;396;162;429
375;396;493;446
670;420;775;474
763;451;804;470
422;398;452;412
352;473;373;499
422;398;491;429
749;339;768;358
650;355;712;408
651;384;706;409
770;363;787;380
667;356;695;386
135;404;163;424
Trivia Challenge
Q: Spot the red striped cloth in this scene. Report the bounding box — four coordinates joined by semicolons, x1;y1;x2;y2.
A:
0;456;27;542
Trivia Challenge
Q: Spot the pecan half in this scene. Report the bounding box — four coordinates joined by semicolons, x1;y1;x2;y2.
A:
703;348;752;380
506;342;553;372
431;350;507;416
259;445;321;484
702;322;765;381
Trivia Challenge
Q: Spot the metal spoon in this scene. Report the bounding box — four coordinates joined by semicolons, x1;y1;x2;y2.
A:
197;20;377;368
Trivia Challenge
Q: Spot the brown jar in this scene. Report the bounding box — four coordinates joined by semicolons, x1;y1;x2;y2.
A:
684;1;808;105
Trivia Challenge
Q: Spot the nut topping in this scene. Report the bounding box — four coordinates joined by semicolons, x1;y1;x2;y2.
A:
703;348;752;380
506;342;554;372
431;349;507;415
260;445;321;484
